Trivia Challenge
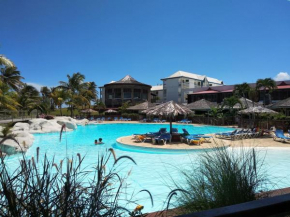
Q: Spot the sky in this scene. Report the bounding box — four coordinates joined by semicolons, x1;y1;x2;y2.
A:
1;0;290;91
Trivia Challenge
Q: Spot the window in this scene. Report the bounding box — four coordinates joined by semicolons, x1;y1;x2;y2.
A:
142;90;148;99
114;88;121;99
186;79;189;82
209;84;212;86
123;88;132;99
107;89;113;99
198;82;201;86
134;89;141;99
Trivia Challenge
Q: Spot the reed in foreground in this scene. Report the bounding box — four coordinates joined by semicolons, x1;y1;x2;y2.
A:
169;145;269;214
0;147;152;217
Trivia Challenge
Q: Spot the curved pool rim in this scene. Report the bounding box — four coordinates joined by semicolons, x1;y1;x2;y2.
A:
115;137;230;154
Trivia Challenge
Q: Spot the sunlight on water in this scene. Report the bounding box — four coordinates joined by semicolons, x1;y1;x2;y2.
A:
3;124;290;213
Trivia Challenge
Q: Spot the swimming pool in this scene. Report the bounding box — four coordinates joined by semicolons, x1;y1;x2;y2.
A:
4;123;290;213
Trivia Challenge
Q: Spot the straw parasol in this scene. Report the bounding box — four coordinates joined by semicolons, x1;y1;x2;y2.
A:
270;97;290;109
127;101;155;111
186;99;217;111
238;106;278;114
233;97;259;109
238;106;277;128
81;108;96;113
144;100;192;134
105;109;117;113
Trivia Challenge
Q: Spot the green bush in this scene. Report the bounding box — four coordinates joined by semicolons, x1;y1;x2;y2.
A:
172;145;268;213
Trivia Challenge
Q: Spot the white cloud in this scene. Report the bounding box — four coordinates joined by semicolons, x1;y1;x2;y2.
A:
26;82;46;91
274;72;290;81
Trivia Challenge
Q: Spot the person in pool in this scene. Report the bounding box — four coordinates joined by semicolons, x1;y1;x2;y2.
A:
95;138;104;145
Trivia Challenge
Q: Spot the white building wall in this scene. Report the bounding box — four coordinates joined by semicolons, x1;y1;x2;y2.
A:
163;78;180;102
163;78;223;104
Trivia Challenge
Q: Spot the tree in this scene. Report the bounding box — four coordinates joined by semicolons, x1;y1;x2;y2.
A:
0;67;24;92
18;84;41;111
0;55;15;68
50;88;68;116
59;72;86;117
94;101;106;112
256;78;277;105
119;101;130;114
0;82;19;111
40;86;52;113
222;96;242;115
234;82;250;98
79;82;98;108
209;107;223;118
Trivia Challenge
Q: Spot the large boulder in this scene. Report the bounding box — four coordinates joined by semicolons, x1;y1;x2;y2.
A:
13;122;30;131
41;120;62;133
76;118;89;126
28;118;48;131
56;120;77;130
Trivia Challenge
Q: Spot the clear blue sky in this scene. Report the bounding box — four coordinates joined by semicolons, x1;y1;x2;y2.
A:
1;0;290;90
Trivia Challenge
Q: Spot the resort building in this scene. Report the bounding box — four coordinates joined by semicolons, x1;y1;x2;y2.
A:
161;71;223;104
150;85;163;103
187;80;290;105
99;75;152;108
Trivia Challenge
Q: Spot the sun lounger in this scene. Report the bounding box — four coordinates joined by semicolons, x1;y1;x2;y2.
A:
134;135;146;142
153;133;172;145
273;129;290;142
187;137;205;145
146;128;167;137
178;119;192;124
215;129;238;139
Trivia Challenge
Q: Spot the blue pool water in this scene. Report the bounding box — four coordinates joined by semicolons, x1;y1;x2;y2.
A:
4;123;290;213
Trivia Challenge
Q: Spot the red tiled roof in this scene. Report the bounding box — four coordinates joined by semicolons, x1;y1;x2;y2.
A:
277;85;290;89
192;90;219;94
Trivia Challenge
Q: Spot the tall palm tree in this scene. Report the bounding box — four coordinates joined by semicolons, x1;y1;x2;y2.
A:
234;82;251;108
222;96;242;115
59;72;86;117
18;84;41;111
256;78;277;105
50;88;68;116
0;66;24;92
0;81;19;111
0;55;15;68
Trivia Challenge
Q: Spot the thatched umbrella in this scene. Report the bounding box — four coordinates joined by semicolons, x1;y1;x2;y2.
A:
105;109;117;113
233;97;259;109
187;99;217;111
127;101;155;112
144;100;192;134
81;108;96;113
270;97;290;114
238;106;277;128
238;106;278;115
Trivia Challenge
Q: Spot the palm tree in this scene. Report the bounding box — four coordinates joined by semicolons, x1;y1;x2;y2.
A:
234;82;251;108
18;84;41;112
59;72;86;117
0;55;15;68
0;67;24;92
222;96;242;115
94;101;106;113
0;81;19;111
256;78;277;105
50;88;68;116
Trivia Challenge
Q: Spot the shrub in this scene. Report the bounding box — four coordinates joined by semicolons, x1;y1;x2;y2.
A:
0;147;151;216
171;145;268;214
